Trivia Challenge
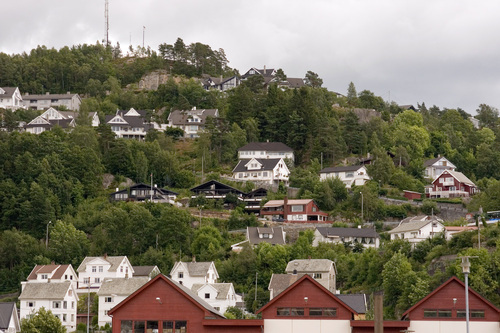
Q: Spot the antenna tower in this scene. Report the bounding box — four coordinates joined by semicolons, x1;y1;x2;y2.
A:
104;0;109;46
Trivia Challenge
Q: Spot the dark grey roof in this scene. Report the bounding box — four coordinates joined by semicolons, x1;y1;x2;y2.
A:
185;262;212;276
232;159;281;173
167;109;218;126
337;294;368;314
286;78;305;88
111;183;178;196
0;302;16;329
320;165;364;173
19;281;71;300
316;227;380;239
132;266;160;276
424;156;444;167
268;273;305;297
190;180;245;195
97;277;149;296
238;142;292;152
105;114;152;129
247;227;286;246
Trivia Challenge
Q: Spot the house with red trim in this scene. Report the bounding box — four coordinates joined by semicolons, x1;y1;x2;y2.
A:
426;169;479;198
402;276;500;333
108;274;262;333
260;198;330;223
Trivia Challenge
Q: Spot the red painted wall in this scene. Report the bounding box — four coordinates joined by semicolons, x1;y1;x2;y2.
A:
260;278;353;320
405;279;499;321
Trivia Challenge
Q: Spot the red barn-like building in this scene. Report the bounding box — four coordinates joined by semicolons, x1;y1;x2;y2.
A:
108;274;262;333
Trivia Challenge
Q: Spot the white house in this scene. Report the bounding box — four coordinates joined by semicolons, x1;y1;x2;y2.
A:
423;156;456;180
77;256;134;293
388;215;445;246
19;281;78;332
285;259;336;294
96;277;149;328
169;261;218;289
237;142;294;163
0;87;23;110
167;107;219;138
21;92;81;111
191;283;242;314
313;227;380;248
232;158;290;185
319;165;371;188
25;264;78;290
105;108;158;140
24;107;99;134
0;302;20;333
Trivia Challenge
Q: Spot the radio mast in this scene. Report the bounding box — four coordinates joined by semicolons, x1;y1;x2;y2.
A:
104;0;109;46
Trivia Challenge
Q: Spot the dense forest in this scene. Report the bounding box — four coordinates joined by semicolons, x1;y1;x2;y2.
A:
1;40;500;320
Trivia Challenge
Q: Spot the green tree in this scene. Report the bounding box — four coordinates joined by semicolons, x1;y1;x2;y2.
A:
48;220;90;266
21;307;66;333
304;71;323;88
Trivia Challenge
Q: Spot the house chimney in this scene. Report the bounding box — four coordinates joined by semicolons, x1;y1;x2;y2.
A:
263;65;266;75
116;188;119;192
103;253;108;259
46;92;50;95
192;256;196;263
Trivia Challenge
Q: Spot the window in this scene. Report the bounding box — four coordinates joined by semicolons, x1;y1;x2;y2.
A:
41;274;48;279
424;309;452;318
83;277;90;284
457;309;485;318
178;272;184;279
65;274;68;280
205;293;210;299
99;266;103;272
346;172;354;178
63;301;67;309
121;320;132;333
27;301;35;307
53;301;61;309
72;301;75;309
105;297;113;303
313;273;322;279
63;314;67;322
92;266;96;272
310;308;337;317
277;308;304;316
71;314;74;322
147;321;159;332
94;277;100;283
263;171;268;177
133;321;145;333
291;205;304;212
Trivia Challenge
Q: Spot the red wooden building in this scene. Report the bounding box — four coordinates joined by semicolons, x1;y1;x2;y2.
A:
260;198;330;223
402;276;500;332
108;274;262;333
427;169;478;198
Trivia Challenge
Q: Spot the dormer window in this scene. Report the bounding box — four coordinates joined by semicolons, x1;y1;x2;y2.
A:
41;274;48;279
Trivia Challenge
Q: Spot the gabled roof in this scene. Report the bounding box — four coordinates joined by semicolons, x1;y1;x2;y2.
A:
232;158;282;173
167;108;218;126
402;276;500;318
19;281;72;300
238;142;292;152
190;180;245;195
111;183;178;196
27;264;74;280
285;259;336;273
77;256;131;273
23;92;81;100
191;283;233;300
244;188;268;198
424;156;450;167
0;87;19;98
178;261;215;277
257;274;356;315
388;216;444;234
316;227;380;239
247;226;286;246
0;302;18;330
132;265;160;277
320;165;366;173
433;169;476;186
108;274;224;318
97;277;149;296
268;273;306;297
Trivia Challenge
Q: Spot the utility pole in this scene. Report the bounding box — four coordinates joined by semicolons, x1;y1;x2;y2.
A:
254;272;258;311
142;26;145;48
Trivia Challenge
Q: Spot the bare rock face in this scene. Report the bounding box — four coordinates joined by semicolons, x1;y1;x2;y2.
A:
127;70;188;91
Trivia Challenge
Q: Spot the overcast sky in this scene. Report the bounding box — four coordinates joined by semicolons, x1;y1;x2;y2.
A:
2;0;500;115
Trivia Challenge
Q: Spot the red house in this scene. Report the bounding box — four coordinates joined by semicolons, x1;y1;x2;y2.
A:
260;198;330;223
108;274;262;333
427;170;478;198
258;274;409;333
402;276;500;332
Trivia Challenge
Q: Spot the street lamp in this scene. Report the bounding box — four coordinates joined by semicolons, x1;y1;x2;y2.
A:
45;221;52;249
360;192;364;223
460;256;477;333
